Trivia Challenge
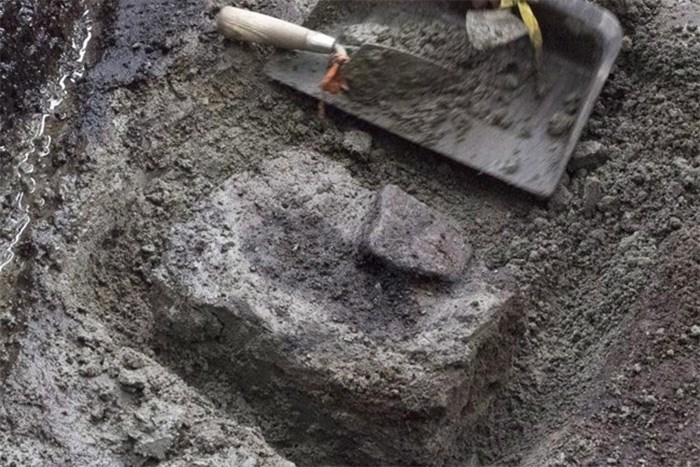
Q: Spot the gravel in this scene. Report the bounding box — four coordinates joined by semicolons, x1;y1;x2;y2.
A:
342;129;373;157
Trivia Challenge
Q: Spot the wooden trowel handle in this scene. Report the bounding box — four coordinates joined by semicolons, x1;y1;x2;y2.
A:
216;6;336;54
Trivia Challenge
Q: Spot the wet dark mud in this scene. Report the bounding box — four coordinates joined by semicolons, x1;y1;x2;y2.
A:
0;0;84;123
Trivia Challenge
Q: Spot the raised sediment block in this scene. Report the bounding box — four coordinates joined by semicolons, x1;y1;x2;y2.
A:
153;150;516;464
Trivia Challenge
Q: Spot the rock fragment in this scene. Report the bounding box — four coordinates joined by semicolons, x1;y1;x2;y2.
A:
598;195;619;213
342;130;373;156
362;184;471;278
548;184;572;212
569;141;607;170
621;35;633;51
583;176;604;213
118;368;147;393
162;303;223;343
127;401;184;460
669;216;683;230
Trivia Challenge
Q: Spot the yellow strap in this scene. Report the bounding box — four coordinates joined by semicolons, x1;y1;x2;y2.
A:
499;0;543;57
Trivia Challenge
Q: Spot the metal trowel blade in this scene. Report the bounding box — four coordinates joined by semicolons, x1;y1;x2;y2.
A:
466;9;528;51
344;44;457;102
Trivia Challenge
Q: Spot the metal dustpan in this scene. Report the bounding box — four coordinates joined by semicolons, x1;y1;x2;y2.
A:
265;0;622;197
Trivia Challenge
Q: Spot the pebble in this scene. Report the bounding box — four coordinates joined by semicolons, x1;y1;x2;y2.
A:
371;147;386;159
533;217;547;228
362;184;471;278
690;325;700;338
639;394;657;406
569;141;607;170
598;195;619;212
583;177;604;213
548;185;572;212
135;435;175;460
121;348;147;370
621;36;633;51
668;181;684;197
561;172;571;187
78;361;103;378
141;244;157;256
343;130;373;156
117;369;147;392
669;217;682;230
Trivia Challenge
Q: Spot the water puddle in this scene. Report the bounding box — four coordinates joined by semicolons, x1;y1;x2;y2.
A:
0;7;94;274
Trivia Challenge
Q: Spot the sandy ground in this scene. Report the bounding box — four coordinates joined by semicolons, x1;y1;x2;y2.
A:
0;0;698;465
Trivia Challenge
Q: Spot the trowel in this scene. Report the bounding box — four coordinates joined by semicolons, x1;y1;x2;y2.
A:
217;3;531;96
217;1;622;197
217;6;453;98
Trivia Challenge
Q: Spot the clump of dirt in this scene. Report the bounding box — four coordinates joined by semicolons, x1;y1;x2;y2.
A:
151;148;517;465
0;0;698;465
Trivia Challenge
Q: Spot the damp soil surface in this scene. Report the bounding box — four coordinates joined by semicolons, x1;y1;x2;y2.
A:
1;0;699;465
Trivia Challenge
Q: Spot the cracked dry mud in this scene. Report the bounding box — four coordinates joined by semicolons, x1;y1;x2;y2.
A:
1;0;699;466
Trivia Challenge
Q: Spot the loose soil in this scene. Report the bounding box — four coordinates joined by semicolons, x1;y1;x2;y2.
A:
0;0;698;465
